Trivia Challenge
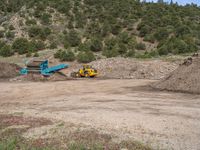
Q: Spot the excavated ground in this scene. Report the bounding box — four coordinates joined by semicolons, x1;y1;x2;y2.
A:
152;55;200;94
0;80;200;150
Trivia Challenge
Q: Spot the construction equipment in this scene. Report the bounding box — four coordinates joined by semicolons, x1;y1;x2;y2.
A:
20;60;69;76
71;64;98;78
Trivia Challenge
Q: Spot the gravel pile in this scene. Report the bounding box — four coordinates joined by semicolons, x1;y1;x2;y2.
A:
152;55;200;94
89;58;177;80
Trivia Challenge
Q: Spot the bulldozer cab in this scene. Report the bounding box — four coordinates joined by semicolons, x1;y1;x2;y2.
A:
83;64;92;70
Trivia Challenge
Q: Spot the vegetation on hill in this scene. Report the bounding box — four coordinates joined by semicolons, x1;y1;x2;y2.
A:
0;0;200;62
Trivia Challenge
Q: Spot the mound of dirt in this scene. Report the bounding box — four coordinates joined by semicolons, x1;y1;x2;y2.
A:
0;62;21;79
152;56;200;94
89;58;177;80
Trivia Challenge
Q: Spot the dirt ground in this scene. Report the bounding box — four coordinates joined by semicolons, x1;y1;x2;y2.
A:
0;79;200;150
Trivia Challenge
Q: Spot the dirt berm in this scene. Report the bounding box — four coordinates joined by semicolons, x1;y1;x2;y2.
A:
152;56;200;94
89;58;177;80
0;62;21;79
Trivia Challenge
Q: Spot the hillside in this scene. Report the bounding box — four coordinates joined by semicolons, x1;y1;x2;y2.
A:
0;0;200;62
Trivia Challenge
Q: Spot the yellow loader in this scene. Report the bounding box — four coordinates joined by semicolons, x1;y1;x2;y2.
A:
71;65;98;78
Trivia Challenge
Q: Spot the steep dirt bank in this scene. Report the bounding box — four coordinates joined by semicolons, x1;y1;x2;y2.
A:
152;56;200;94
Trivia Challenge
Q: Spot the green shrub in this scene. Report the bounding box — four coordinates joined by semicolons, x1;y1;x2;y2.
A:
0;31;4;38
29;40;45;52
0;45;14;57
54;50;62;58
125;49;135;58
26;52;32;57
60;50;76;61
33;52;39;57
25;19;37;25
49;41;58;49
65;30;81;47
9;25;15;30
103;46;120;58
135;42;146;50
77;51;95;63
144;35;155;43
28;26;42;38
154;28;169;41
5;31;15;39
12;38;29;54
78;42;90;51
158;46;169;55
90;38;103;52
40;13;51;25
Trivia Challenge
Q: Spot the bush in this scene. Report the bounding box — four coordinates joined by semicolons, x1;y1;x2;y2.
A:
28;26;51;40
144;35;155;43
0;45;14;57
33;52;39;57
5;31;15;39
12;38;29;54
29;40;45;52
103;46;120;58
25;19;37;25
77;51;95;63
0;31;4;38
154;28;169;41
90;38;103;52
135;42;146;50
125;49;135;58
78;42;90;51
9;25;15;30
40;13;51;25
49;41;58;49
54;50;76;62
61;50;76;62
66;30;81;47
54;50;62;58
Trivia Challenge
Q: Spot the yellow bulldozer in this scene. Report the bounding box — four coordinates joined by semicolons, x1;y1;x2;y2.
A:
71;64;98;78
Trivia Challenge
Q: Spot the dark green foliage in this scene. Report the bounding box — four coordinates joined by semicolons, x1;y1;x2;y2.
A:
0;44;14;57
9;25;15;30
28;26;51;40
33;52;39;57
135;43;146;50
0;31;4;38
54;50;76;62
12;38;29;54
25;19;37;25
78;42;90;51
49;41;58;49
1;0;200;58
29;40;46;52
154;28;169;41
40;13;52;25
77;51;95;63
90;38;103;52
5;31;15;39
65;30;81;47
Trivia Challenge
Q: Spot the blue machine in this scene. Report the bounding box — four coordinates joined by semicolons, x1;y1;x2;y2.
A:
20;60;69;76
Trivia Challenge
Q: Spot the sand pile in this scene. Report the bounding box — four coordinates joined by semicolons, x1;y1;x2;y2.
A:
152;56;200;94
89;58;177;80
0;62;21;79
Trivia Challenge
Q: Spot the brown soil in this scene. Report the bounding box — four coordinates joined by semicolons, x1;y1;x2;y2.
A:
152;56;200;94
0;62;21;79
0;80;200;150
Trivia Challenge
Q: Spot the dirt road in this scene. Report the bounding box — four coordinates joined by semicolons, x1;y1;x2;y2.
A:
0;79;200;150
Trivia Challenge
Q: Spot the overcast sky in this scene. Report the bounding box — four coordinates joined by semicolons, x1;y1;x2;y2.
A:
144;0;200;5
